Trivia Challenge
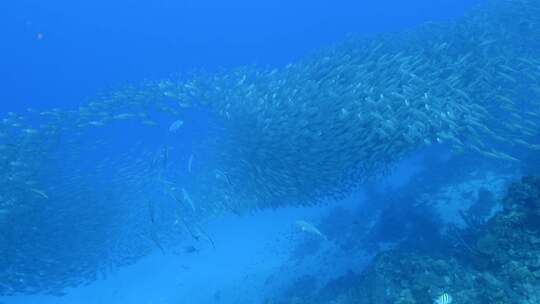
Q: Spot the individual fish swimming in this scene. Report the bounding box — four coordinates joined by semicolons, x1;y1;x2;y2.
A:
154;145;170;171
148;200;156;224
148;200;165;254
433;292;452;304
178;217;216;249
182;188;196;211
214;169;233;187
296;220;327;240
29;188;49;200
188;154;194;173
168;119;184;133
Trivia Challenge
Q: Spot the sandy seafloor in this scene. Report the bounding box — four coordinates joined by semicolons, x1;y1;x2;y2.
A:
0;151;450;304
3;205;355;304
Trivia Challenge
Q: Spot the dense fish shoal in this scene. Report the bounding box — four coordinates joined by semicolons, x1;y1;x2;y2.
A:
144;0;540;211
3;0;540;213
0;0;539;296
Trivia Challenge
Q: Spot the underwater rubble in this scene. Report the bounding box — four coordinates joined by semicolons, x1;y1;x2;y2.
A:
273;176;540;304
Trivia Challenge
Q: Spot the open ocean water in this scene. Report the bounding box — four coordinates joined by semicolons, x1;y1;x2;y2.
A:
1;0;540;303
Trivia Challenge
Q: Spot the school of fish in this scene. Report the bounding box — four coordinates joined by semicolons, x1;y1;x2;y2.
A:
0;0;539;296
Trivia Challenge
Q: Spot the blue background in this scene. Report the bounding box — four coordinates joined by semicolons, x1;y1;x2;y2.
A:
1;1;512;303
1;0;479;112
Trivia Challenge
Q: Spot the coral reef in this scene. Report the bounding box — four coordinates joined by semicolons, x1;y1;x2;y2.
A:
274;176;540;303
352;176;540;304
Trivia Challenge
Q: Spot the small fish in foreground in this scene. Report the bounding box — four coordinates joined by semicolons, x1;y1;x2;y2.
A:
296;220;327;240
168;119;184;133
434;292;452;304
188;154;194;173
182;188;196;211
30;188;49;199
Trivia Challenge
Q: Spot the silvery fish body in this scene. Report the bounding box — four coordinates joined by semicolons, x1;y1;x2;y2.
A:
434;293;452;304
168;119;184;133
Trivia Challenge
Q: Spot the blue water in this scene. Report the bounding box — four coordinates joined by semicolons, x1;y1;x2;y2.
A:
2;0;527;303
1;0;479;112
2;156;421;304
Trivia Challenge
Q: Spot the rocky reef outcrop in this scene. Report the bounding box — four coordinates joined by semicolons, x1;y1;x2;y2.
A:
270;176;540;304
349;176;540;304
